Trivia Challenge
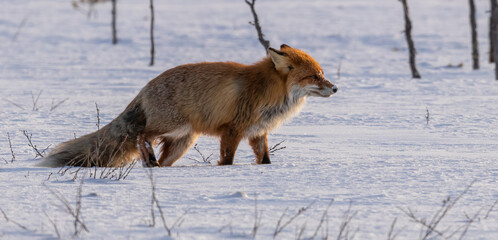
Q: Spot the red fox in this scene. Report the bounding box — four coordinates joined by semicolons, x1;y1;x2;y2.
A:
38;44;338;168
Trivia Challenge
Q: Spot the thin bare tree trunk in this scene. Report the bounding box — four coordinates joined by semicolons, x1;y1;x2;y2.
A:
149;0;155;66
400;0;421;79
469;0;479;70
245;0;270;54
490;0;497;63
493;8;498;79
111;0;117;44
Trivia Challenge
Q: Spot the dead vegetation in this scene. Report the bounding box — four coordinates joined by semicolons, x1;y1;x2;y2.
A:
147;168;189;237
2;90;68;112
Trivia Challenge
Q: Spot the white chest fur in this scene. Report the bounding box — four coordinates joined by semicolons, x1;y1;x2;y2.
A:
245;85;308;138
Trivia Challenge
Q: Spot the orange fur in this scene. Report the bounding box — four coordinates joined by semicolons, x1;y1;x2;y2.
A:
38;45;337;168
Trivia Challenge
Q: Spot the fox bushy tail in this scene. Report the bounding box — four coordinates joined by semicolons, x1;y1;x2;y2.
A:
38;100;146;167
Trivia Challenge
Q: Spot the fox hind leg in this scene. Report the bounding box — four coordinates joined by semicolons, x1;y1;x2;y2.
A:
138;134;159;167
158;133;198;166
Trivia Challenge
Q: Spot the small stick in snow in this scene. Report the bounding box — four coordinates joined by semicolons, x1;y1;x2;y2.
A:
484;199;497;219
398;180;476;240
387;217;404;240
251;195;263;238
336;201;358;240
12;15;28;41
269;140;286;155
22;130;47;158
2;98;25;110
7;132;15;163
50;98;69;111
188;144;213;164
31;90;42;111
273;200;315;239
310;198;334;239
43;210;61;240
44;180;89;236
0;207;32;231
426;107;430;125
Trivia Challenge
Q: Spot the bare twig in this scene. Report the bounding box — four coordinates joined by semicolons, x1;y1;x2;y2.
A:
44;181;89;236
269;140;286;155
425;107;430;125
295;222;307;240
311;198;334;240
337;59;342;79
274;200;315;239
50;98;69;111
0;207;32;231
252;195;263;238
484;199;497;219
147;168;187;236
2;98;25;110
398;180;476;240
245;0;270;54
387;217;403;240
188;144;213;164
337;201;358;240
7;132;15;163
43;210;61;240
31;90;42;111
12;15;28;41
22;130;46;158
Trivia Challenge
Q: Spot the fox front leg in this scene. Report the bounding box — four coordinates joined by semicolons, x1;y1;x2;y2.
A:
218;127;242;165
137;134;159;167
249;133;271;164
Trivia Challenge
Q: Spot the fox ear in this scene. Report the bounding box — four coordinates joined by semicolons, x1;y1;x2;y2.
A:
280;44;291;50
268;47;292;74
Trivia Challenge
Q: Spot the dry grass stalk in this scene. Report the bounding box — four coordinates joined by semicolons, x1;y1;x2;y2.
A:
484;199;497;219
311;198;334;240
0;207;32;232
269;140;286;155
387;217;404;240
336;201;358;240
398;181;475;240
274;200;315;239
50;98;69;111
252;195;263;238
2;98;25;110
44;180;89;237
43;210;61;239
22;130;49;158
295;222;307;240
31;90;42;111
7;132;15;163
188;144;213;164
147;168;188;236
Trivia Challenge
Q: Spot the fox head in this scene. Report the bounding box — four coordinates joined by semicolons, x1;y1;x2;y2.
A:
268;44;338;98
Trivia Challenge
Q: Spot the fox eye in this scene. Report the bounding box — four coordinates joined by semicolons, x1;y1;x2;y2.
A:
313;75;319;80
288;65;294;71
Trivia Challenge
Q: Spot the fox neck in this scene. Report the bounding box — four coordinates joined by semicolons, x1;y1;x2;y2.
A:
242;58;307;137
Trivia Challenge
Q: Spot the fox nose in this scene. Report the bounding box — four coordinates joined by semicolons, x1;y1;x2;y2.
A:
332;85;338;93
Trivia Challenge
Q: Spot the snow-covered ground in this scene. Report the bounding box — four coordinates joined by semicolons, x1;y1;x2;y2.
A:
0;0;497;239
